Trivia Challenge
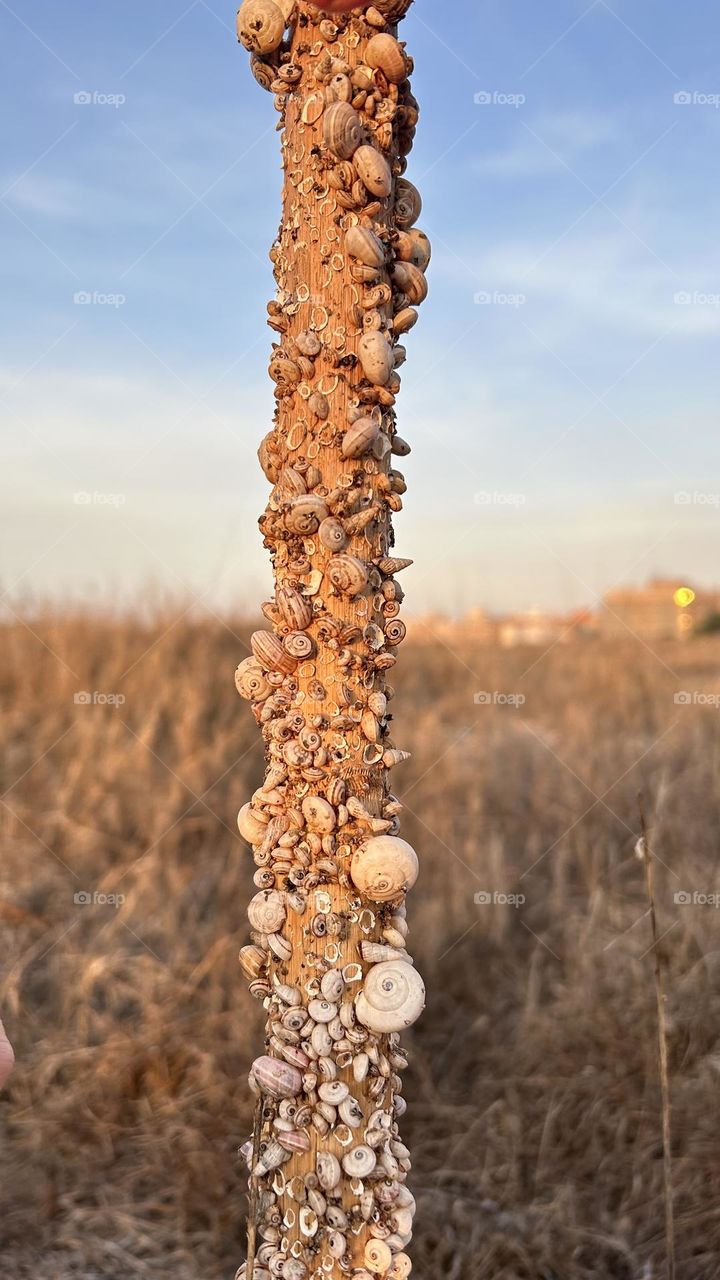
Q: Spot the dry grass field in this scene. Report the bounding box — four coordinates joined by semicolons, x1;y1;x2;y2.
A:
2;609;720;1279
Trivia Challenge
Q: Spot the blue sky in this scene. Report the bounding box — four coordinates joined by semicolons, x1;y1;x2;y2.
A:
1;0;719;616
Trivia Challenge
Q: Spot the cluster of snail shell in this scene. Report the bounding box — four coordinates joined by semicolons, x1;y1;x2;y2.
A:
234;3;428;1278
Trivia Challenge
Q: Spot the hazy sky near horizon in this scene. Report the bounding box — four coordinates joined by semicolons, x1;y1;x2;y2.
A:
1;0;719;617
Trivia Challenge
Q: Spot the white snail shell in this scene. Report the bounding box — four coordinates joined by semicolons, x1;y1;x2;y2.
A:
237;803;268;845
235;656;272;702
342;416;380;459
356;961;425;1033
364;1238;393;1274
350;835;419;901
346;225;385;269
247;888;287;933
358;331;394;386
342;1144;377;1177
354;145;393;199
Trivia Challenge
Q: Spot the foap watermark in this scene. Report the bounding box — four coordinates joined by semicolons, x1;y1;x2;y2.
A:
74;491;126;507
674;691;720;708
74;691;126;707
474;90;526;109
673;90;720;109
474;289;526;308
674;490;720;507
74;290;126;308
674;890;720;909
474;490;526;507
474;890;526;908
674;290;720;308
74;90;126;109
474;690;525;708
74;890;126;908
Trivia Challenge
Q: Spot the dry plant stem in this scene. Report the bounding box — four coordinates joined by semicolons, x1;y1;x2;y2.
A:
234;3;427;1278
638;801;675;1280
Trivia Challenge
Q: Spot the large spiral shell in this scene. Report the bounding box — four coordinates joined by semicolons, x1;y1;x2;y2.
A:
355;960;425;1033
235;656;272;701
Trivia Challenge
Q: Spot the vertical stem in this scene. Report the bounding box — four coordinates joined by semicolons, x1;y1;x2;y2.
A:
234;3;426;1279
638;802;675;1280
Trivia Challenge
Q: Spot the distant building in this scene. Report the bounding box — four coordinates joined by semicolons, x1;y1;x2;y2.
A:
600;578;720;641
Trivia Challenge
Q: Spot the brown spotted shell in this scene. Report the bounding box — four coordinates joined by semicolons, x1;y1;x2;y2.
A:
342;416;380;459
236;0;286;55
251;629;298;674
358;331;394;385
346;225;385;269
354;145;393;199
365;33;408;84
327;555;369;597
394;178;422;229
324;101;364;160
392;260;428;305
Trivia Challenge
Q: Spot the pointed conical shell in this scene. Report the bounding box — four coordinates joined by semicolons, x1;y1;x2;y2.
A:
346;225;385;269
358;331;393;386
236;0;286;55
354;145;393;198
324;101;363;159
378;557;413;575
351;835;418;902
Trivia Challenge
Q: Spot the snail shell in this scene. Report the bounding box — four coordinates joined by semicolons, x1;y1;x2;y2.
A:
319;517;348;553
239;943;267;981
342;416;380;459
365;1239;393;1275
250;54;276;92
283;631;315;660
301;794;337;833
351;835;418;901
251;629;298;675
324;101;364;159
392;260;427;305
356;961;425;1033
394;178;422;229
236;0;286;55
237;803;268;845
354;145;393;198
327;555;369;597
346;225;385;269
395;228;431;272
317;1151;342;1192
393;307;418;336
342;1144;377;1178
358;331;394;386
276;586;313;631
251;1055;303;1099
378;557;413;575
285;494;329;535
235;657;272;702
248;888;287;933
365;33;408;84
388;1255;412;1280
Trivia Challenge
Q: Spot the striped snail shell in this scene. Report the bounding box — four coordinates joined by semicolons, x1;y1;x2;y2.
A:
350;835;418;902
283;631;315;660
327;555;369;597
358;331;394;386
346;225;385;269
393;306;418;336
324;101;364;160
392;260;428;306
394;178;422;229
238;943;267;981
276;585;313;631
247;888;287;932
251;629;298;674
365;33;408;84
354;145;393;199
384;618;407;647
319;517;348;552
236;0;286;54
249;54;276;92
317;1151;342;1192
251;1054;303;1098
235;656;272;701
356;960;425;1033
342;416;380;459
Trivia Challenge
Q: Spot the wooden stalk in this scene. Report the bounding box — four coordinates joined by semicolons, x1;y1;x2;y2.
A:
234;3;427;1278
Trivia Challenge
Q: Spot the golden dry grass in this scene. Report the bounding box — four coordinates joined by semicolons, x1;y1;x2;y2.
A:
2;609;720;1278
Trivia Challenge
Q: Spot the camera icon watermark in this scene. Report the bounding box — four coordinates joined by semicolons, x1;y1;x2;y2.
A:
474;690;526;708
73;90;126;109
674;490;720;506
674;890;720;908
74;691;126;707
474;290;526;308
74;890;126;908
474;890;526;908
73;291;126;308
73;491;126;507
674;690;720;708
474;90;526;109
674;289;720;308
673;90;720;108
474;490;526;507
